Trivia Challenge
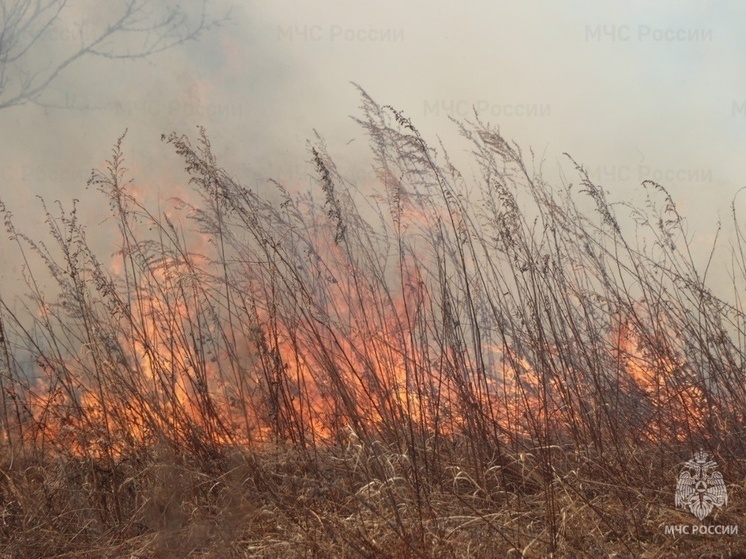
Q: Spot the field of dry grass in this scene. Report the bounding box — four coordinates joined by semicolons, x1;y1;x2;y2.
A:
0;89;745;557
2;443;744;558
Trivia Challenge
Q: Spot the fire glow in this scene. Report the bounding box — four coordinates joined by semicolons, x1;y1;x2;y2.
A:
1;95;739;465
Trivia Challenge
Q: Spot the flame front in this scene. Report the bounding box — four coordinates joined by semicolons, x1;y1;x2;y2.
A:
6;124;731;462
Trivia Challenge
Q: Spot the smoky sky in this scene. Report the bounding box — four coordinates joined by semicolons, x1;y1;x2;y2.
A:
0;0;744;297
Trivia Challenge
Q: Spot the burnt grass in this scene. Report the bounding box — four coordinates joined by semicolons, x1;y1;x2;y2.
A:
0;88;745;557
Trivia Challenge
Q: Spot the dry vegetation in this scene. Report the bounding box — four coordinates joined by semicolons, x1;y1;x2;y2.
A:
0;88;745;557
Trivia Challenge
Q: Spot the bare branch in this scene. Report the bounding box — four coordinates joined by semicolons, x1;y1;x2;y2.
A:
0;0;228;110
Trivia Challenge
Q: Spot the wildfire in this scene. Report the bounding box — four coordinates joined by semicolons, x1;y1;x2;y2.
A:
613;316;708;442
20;240;713;458
5;129;725;462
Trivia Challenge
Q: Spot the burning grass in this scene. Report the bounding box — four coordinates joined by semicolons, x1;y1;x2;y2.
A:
0;88;745;557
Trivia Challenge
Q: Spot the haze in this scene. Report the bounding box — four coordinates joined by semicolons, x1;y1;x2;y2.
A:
0;0;742;294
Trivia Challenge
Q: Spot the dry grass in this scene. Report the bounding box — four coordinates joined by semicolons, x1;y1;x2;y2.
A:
0;443;744;557
0;87;745;557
